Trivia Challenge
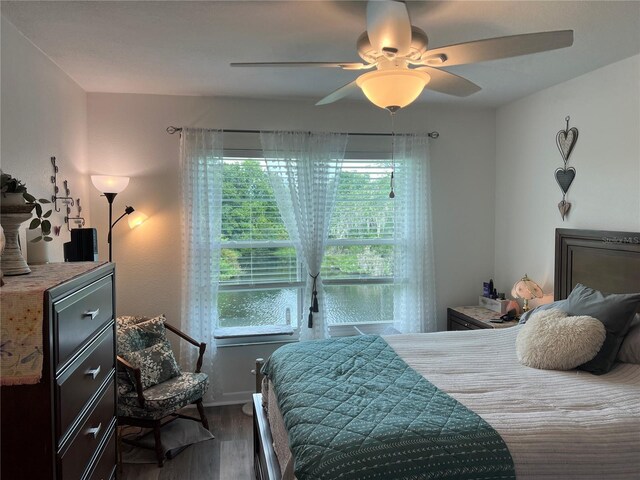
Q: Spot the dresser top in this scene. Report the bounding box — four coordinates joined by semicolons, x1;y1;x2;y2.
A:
0;262;108;295
1;261;111;386
450;306;519;328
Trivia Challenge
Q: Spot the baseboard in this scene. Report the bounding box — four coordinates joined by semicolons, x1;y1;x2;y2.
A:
203;390;255;407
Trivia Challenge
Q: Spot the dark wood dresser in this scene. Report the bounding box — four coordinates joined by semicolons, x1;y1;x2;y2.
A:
1;262;116;480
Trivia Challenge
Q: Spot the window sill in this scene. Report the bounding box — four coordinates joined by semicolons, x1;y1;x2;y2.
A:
214;325;297;347
213;322;400;346
328;322;399;337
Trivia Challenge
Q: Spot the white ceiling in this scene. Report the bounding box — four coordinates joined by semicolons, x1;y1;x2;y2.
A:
2;1;640;107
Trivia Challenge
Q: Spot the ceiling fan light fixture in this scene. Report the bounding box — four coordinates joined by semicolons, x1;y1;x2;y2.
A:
423;53;448;65
356;69;431;110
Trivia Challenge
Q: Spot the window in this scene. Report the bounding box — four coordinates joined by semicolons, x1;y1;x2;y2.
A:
218;158;302;330
182;129;434;348
217;156;397;332
322;159;396;327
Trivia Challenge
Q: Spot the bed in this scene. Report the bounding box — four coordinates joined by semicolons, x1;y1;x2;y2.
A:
253;228;640;480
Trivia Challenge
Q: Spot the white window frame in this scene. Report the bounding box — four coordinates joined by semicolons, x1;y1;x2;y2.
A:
215;152;397;343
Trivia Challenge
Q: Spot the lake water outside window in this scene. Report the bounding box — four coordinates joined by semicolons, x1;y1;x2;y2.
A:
218;157;396;330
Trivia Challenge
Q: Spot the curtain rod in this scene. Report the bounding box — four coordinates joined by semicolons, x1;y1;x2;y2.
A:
165;126;439;139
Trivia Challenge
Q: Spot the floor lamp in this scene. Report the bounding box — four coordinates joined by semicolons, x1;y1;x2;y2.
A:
91;175;140;262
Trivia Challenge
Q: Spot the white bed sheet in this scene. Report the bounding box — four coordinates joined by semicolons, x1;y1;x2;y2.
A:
265;327;640;479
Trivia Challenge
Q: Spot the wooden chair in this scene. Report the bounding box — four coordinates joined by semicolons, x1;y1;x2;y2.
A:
117;320;210;467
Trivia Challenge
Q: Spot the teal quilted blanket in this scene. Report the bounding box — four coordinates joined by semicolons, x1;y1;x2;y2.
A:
262;335;515;480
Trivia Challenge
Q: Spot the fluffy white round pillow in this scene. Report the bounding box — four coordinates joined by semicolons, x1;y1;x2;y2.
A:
516;308;606;370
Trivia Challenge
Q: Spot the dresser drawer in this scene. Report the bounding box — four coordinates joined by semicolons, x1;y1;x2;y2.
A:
55;275;114;370
86;428;116;480
449;317;477;330
59;379;115;480
57;326;115;444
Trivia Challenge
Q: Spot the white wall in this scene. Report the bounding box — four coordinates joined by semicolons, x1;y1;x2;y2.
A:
494;54;640;298
87;93;496;403
1;16;89;260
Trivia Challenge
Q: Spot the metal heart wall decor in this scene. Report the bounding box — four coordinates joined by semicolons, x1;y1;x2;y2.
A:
558;200;571;220
554;116;579;221
555;167;576;194
556;126;579;162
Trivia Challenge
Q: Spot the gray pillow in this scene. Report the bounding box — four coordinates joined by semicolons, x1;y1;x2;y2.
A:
617;314;640;364
561;284;640;374
519;300;567;324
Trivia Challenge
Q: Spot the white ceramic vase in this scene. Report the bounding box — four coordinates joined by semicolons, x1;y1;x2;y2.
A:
0;193;35;276
1;192;28;207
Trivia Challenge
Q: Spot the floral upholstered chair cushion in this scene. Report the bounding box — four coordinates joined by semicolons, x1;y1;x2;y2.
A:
121;339;182;390
118;372;209;420
116;314;171;394
116;314;167;353
116;314;153;327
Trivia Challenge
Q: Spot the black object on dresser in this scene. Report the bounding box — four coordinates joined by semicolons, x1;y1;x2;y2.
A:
64;228;99;262
447;306;519;331
1;262;116;480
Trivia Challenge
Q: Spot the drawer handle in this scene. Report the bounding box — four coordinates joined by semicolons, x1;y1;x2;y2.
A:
85;366;101;380
85;423;102;439
83;309;100;320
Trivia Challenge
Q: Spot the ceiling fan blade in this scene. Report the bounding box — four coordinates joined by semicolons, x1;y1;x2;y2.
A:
415;67;481;97
230;62;373;70
366;0;412;56
316;80;359;106
423;30;574;67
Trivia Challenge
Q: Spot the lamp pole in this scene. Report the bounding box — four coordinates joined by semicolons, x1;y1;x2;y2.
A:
108;205;135;263
91;175;131;263
104;193;117;262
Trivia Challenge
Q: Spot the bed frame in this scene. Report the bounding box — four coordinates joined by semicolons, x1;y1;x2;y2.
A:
554;228;640;299
253;383;280;480
253;227;640;480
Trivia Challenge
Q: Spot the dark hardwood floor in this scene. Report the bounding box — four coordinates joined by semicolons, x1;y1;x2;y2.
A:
119;404;254;480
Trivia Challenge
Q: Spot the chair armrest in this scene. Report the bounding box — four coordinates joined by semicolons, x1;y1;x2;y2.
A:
117;355;145;407
165;322;200;346
165;322;207;373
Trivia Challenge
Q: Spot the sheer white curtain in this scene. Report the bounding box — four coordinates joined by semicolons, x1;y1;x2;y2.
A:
392;134;437;333
260;131;348;340
180;128;223;401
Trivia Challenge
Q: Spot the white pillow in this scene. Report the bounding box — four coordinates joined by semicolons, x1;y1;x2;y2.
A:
516;308;606;370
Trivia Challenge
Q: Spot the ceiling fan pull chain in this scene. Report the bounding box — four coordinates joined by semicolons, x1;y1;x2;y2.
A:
389;110;396;199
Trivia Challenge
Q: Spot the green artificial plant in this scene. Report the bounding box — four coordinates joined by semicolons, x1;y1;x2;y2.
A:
1;170;54;242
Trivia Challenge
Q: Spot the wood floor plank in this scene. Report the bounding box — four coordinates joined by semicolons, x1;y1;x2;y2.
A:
119;405;253;480
220;439;252;479
158;443;193;480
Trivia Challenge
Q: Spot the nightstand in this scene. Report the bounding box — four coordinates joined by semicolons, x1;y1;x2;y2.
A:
447;306;519;331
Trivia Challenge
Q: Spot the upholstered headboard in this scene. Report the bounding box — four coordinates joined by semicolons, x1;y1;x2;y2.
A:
555;228;640;300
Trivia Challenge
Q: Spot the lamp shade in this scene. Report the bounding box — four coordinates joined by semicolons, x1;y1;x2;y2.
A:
91;175;130;194
511;274;543;300
356;69;431;110
127;211;148;229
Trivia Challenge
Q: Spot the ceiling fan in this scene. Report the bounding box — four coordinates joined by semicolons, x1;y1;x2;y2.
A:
231;0;574;111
